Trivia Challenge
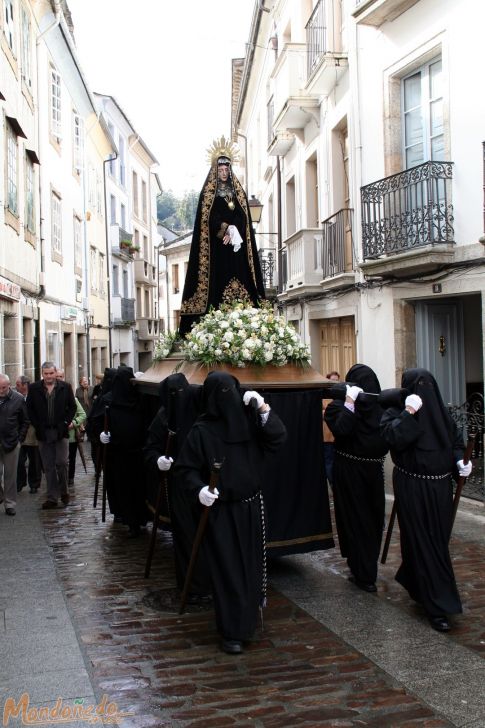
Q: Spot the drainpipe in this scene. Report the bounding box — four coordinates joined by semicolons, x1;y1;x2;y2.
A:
276;155;283;293
103;154;117;366
236;130;249;195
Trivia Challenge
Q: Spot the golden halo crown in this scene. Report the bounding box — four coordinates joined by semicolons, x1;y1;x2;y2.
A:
207;135;240;166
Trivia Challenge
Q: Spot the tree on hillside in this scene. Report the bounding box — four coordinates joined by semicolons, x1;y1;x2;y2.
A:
177;190;198;230
157;190;178;222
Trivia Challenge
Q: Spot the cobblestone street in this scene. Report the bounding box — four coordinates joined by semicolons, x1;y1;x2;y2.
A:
1;459;484;727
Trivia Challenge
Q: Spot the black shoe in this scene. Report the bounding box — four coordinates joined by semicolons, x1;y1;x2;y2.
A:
5;508;16;516
41;500;57;510
348;575;377;593
61;493;70;505
222;639;243;655
127;525;141;538
429;616;450;632
29;487;39;494
186;593;213;606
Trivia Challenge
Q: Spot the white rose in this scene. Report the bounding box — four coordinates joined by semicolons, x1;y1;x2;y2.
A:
242;349;251;360
223;341;230;349
264;351;273;362
220;320;229;329
223;331;234;342
214;348;222;357
260;326;268;337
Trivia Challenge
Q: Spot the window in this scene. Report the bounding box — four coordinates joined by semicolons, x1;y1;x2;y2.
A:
73;215;82;272
110;195;116;224
50;66;62;140
90;247;97;291
172;264;179;294
88;166;96;209
108;123;115;175
142;180;147;222
112;264;119;296
21;4;32;86
98;253;105;295
402;58;444;168
47;331;59;364
120;203;126;230
73;112;84;173
132;171;139;216
96;173;102;214
119;137;125;186
4;0;16;54
122;269;128;298
25;154;34;232
6;122;18;214
51;191;62;255
143;235;148;260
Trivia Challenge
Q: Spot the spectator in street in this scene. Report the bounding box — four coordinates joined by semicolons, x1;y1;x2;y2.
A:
56;370;86;489
322;371;340;488
325;364;389;593
380;368;470;632
26;362;76;509
75;375;94;416
173;371;287;654
0;373;29;515
15;375;42;494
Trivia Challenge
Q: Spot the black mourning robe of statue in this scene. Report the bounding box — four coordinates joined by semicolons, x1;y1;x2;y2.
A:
324;365;389;585
104;366;148;531
179;164;265;336
85;367;117;468
173;372;287;641
380;368;464;617
143;374;210;594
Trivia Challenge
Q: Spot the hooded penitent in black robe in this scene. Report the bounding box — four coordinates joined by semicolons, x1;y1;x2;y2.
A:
380;368;464;617
104;366;148;533
173;372;287;641
324;364;389;586
143;374;210;594
85;367;117;467
179;162;265;336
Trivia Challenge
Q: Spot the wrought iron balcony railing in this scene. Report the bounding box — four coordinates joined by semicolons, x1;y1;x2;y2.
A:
258;248;277;294
319;208;354;278
361;160;454;260
306;0;326;79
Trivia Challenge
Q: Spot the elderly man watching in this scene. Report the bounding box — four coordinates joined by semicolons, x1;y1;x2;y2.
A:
0;374;29;515
15;375;42;494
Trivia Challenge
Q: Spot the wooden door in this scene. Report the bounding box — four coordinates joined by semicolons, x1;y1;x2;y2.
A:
320;316;356;377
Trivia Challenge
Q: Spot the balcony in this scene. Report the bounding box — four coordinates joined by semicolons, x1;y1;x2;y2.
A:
111;224;135;260
134;259;157;286
352;0;420;26
279;228;323;299
112;297;135;326
305;0;348;95
360;161;455;276
319;209;355;288
137;317;159;340
258;248;278;298
271;44;320;133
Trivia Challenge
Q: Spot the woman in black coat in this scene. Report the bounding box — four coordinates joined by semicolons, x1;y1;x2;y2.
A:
324;364;389;592
380;368;470;632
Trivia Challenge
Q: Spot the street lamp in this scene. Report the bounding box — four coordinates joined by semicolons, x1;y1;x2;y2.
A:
248;195;263;225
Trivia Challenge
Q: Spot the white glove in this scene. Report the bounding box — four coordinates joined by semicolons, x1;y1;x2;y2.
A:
456;459;472;477
100;431;110;444
227;225;243;252
345;385;363;402
198;485;219;507
243;390;265;409
405;394;423;413
157;455;173;471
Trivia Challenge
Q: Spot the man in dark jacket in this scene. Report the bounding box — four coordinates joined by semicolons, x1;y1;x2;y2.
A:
0;374;29;515
26;362;76;509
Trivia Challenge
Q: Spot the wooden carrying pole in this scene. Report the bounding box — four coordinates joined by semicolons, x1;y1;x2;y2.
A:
144;430;176;579
179;461;223;615
101;407;109;523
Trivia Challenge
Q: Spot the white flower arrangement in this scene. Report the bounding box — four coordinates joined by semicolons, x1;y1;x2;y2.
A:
181;302;310;367
153;330;181;361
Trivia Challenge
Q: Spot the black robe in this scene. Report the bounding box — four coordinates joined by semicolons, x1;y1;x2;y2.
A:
173;377;286;641
324;365;389;585
380;368;464;617
104;367;148;529
143;375;209;593
179;165;265;336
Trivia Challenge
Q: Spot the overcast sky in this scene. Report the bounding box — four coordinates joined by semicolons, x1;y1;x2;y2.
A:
67;0;254;195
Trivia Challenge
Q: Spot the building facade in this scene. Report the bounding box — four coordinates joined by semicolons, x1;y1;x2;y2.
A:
233;0;484;410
